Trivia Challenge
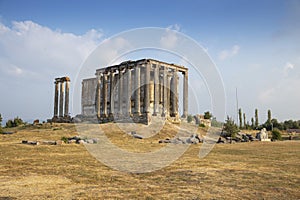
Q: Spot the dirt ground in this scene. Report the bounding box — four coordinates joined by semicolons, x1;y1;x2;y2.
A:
0;123;299;199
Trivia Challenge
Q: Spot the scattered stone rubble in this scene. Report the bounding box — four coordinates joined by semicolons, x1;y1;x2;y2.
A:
217;128;272;144
65;136;99;144
128;131;144;139
159;133;202;144
21;136;99;146
22;140;60;145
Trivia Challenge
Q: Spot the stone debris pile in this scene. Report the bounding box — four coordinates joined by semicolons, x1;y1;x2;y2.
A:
128;131;144;139
159;133;202;144
21;136;99;145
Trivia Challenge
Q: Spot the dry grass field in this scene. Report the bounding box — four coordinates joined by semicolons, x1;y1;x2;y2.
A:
0;122;299;199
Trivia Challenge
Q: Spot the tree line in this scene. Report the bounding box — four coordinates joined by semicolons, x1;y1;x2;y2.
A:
237;108;300;131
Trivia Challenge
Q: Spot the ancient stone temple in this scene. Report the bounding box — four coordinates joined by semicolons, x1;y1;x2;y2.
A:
81;59;188;124
52;76;71;122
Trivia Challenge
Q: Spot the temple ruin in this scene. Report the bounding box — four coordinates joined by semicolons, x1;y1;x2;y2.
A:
52;76;71;122
80;59;188;124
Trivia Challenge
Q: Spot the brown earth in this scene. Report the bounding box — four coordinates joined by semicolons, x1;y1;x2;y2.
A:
0;122;299;199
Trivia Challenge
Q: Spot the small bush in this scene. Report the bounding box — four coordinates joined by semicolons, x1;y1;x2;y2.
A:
272;128;282;141
223;116;239;138
199;123;205;127
187;115;193;123
5;117;24;128
61;136;69;143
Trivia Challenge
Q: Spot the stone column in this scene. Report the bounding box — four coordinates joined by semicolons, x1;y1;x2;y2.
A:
59;81;64;117
166;74;171;116
144;63;150;113
102;73;108;117
162;66;168;117
53;80;59;118
126;68;132;116
118;69;123;116
109;71;114;117
182;71;188;118
96;75;101;118
64;79;70;117
134;65;141;114
153;64;159;116
171;71;178;116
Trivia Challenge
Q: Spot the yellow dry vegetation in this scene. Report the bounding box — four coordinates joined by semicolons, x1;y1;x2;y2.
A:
0;123;299;199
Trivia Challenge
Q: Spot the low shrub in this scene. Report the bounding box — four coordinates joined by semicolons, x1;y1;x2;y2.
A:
272;128;282;140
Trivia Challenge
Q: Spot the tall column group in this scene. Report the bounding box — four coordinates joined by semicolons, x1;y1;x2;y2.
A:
94;60;188;122
53;76;70;120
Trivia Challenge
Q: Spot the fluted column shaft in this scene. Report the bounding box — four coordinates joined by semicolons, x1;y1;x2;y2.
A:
109;71;114;116
102;73;108;117
64;80;70;117
153;65;159;116
59;81;64;117
135;66;141;114
182;71;188;118
162;66;168;117
126;68;132;116
96;76;101;118
144;63;150;113
118;69;123;115
54;81;59;117
171;71;178;116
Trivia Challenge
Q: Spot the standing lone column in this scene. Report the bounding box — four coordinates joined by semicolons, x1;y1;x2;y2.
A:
53;80;59;118
144;63;150;113
59;81;64;117
126;68;132;116
182;71;188;118
109;71;114;117
102;73;108;117
153;64;159;116
134;66;141;114
64;77;70;117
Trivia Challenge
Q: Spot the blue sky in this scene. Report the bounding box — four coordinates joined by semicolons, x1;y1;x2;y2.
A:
0;0;299;123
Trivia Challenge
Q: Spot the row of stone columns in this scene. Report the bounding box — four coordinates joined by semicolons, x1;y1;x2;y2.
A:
53;77;70;118
95;61;188;119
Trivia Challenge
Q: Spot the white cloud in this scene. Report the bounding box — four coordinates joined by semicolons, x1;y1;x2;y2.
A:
160;24;181;49
219;45;240;60
167;24;181;32
0;20;103;121
283;62;294;76
0;20;103;80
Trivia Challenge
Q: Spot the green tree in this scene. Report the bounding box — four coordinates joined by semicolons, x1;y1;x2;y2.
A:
238;108;242;129
271;118;283;130
187;115;193;123
13;117;23;126
5;117;24;128
283;120;300;130
255;109;259;129
263;110;273;131
211;117;223;128
223;116;239;138
204;111;212;120
6;120;14;128
243;113;246;129
0;113;2;134
251;117;254;129
267;110;272;124
272;128;282;140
